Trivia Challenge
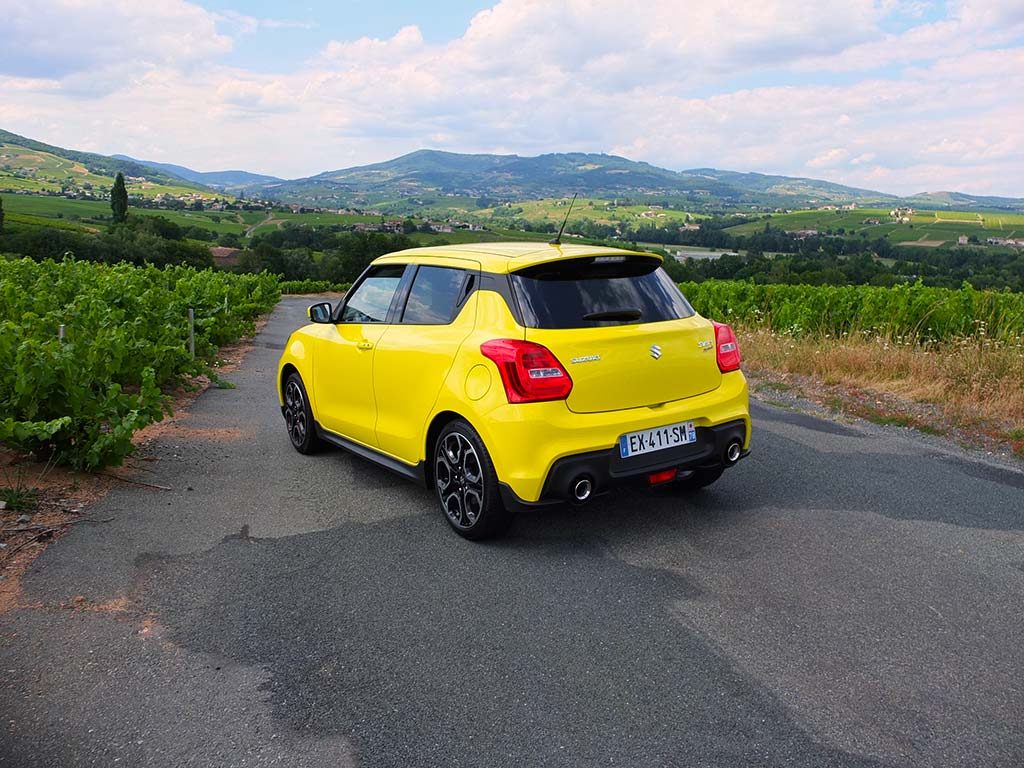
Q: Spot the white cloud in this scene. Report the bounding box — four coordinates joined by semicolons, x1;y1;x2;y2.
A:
0;0;1021;196
0;0;232;82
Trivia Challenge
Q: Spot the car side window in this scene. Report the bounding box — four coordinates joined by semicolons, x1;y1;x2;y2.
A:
340;265;406;323
401;266;471;325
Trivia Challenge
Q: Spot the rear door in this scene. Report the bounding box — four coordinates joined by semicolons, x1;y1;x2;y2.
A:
511;255;722;413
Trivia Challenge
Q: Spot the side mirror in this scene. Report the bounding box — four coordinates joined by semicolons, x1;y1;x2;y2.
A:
308;302;333;323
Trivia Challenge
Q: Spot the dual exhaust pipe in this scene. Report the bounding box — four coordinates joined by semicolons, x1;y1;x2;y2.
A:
568;439;742;502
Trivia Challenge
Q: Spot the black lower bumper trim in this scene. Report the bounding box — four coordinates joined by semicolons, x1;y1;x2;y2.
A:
500;419;748;509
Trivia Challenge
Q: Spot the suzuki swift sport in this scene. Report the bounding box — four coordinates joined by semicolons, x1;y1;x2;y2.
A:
277;243;750;539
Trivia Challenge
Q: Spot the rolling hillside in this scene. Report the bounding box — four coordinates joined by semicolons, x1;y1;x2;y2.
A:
251;150;904;209
112;155;282;191
246;150;1024;212
0;129;222;199
2;127;1022;212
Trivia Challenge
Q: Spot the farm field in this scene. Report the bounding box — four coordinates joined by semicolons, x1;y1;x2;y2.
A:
478;197;707;228
724;207;1023;245
0;143;219;200
1;194;250;234
246;210;384;235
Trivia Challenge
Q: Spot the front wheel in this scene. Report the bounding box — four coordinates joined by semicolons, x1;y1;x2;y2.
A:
283;372;324;455
433;420;511;540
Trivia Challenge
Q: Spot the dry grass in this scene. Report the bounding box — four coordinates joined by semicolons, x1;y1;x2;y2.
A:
739;327;1024;440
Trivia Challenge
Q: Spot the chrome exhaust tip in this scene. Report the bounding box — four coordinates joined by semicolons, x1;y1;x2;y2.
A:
725;441;742;464
572;477;593;502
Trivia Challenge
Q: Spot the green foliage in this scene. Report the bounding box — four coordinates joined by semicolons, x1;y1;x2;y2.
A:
0;257;280;469
111;172;128;223
0;194;5;233
279;279;351;294
680;279;1024;343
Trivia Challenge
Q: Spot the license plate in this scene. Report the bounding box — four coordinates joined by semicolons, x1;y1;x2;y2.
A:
619;421;697;458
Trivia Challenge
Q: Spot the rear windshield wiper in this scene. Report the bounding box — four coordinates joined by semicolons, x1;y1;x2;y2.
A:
582;308;643;321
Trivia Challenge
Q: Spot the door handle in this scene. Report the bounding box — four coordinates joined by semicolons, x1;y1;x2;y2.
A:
357;341;374;351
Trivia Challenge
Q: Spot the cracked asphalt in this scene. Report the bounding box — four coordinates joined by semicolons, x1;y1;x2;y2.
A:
1;296;1022;767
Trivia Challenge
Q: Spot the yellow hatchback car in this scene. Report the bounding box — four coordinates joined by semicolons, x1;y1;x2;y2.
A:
277;243;750;539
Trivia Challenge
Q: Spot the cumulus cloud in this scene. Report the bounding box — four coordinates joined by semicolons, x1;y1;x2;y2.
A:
0;0;232;82
0;0;1022;195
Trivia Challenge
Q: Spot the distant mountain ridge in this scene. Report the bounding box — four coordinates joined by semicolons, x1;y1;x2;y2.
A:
2;128;1022;211
249;149;1024;211
111;155;282;190
286;149;900;208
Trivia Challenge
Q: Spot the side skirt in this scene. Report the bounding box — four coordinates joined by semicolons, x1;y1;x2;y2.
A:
313;422;425;484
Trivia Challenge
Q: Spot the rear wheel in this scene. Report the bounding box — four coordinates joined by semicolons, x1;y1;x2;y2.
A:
283;372;324;454
677;466;724;490
433;420;511;540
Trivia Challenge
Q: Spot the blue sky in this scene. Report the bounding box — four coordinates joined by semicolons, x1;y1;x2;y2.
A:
1;1;1022;196
198;0;495;70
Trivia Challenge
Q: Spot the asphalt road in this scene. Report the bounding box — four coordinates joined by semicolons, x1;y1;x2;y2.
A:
2;296;1022;768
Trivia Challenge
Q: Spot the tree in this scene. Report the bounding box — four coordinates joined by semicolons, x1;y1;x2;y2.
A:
111;172;128;223
0;194;5;233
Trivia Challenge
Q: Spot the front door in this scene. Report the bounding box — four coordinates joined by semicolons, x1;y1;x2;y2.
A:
313;263;408;447
373;263;479;463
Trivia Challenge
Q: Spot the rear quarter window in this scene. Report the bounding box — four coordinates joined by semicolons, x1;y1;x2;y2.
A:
401;266;472;325
510;256;695;329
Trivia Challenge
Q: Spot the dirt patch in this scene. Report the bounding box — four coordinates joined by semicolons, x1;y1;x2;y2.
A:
0;464;115;612
162;426;252;442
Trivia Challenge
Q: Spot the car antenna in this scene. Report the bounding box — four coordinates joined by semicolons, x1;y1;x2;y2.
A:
549;193;578;245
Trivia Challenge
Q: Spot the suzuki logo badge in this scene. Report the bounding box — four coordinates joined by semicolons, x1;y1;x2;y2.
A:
650;344;662;359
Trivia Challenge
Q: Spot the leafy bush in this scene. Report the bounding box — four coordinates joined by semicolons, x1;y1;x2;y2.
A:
680;280;1024;343
0;256;280;468
279;279;351;294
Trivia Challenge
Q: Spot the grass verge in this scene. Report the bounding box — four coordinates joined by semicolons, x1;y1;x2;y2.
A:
740;327;1024;453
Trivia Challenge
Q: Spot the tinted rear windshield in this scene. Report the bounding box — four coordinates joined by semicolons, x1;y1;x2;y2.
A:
510;256;695;329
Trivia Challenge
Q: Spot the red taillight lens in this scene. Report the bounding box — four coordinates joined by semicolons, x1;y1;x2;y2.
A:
712;321;742;373
480;339;573;403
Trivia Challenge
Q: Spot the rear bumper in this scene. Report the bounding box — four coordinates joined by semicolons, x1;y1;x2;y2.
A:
498;419;748;509
477;370;750;503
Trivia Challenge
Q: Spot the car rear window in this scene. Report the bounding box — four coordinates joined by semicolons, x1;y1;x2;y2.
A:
509;256;695;329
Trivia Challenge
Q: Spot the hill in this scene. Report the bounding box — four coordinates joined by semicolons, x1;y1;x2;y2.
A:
250;150;903;209
248;150;1024;212
112;155;282;190
2;128;1022;212
0;130;223;200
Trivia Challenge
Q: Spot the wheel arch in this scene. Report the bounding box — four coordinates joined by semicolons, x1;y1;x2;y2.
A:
423;410;471;489
279;363;299;402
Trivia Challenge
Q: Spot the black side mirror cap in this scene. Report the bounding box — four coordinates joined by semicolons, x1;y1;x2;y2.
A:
308;302;333;323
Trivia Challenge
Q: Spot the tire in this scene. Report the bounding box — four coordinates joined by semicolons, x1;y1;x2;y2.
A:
433;419;511;540
283;372;324;455
676;466;724;490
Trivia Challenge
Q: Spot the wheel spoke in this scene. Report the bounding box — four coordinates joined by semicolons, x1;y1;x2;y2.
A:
284;380;307;446
436;431;485;529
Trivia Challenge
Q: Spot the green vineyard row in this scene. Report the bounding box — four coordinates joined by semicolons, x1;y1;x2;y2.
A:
1;257;280;468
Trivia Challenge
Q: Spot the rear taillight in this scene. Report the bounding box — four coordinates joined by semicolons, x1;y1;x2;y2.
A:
712;322;742;373
480;339;573;403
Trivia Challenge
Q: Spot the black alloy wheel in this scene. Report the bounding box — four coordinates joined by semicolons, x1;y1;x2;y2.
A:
283;372;323;454
433;420;511;540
